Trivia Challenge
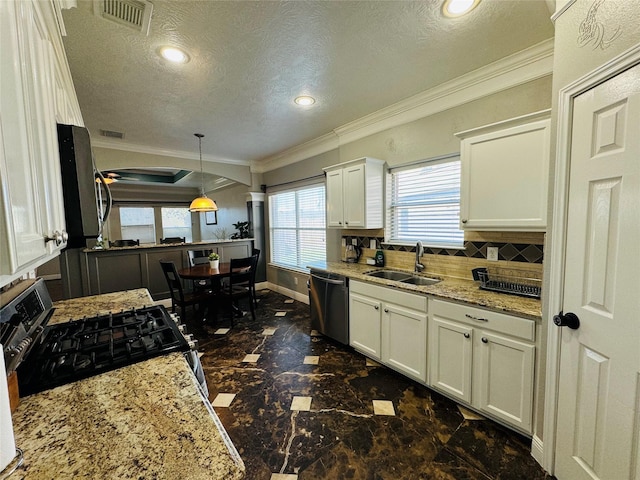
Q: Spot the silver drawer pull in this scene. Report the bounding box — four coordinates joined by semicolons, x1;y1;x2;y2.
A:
465;313;488;322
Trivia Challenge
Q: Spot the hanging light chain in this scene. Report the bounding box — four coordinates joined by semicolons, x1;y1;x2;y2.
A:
195;133;205;194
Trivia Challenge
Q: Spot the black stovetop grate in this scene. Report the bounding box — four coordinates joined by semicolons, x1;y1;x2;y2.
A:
17;305;189;396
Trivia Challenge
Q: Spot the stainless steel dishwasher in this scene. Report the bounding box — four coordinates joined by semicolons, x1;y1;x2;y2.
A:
308;269;349;345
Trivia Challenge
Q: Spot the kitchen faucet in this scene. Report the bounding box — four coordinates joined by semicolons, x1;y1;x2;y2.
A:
415;241;425;273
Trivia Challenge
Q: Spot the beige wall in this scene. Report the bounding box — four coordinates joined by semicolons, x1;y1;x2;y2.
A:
199;183;251;241
340;76;552;167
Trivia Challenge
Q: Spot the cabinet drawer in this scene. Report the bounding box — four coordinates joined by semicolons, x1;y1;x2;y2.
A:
430;299;534;341
350;280;427;312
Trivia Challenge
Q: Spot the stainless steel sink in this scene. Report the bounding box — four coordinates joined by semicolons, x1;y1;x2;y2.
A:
365;270;412;281
365;270;441;286
399;276;441;286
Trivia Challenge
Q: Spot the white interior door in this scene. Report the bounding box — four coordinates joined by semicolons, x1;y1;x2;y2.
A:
555;63;640;480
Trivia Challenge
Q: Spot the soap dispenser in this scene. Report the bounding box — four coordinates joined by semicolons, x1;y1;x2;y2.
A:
375;249;385;267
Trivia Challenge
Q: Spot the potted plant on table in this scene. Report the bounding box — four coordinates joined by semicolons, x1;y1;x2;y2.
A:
208;252;220;269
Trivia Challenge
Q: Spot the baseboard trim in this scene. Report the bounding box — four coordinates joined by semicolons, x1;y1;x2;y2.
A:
265;282;310;305
531;435;544;468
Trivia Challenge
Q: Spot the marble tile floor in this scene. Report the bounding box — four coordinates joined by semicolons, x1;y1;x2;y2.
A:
185;289;555;480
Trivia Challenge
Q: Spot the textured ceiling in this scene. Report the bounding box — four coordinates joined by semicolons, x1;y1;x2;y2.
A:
61;0;554;166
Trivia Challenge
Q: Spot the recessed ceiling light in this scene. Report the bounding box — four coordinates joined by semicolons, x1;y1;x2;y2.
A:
159;46;190;64
442;0;480;17
294;96;316;106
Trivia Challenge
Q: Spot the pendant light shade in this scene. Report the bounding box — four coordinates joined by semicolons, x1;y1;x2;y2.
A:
189;133;218;213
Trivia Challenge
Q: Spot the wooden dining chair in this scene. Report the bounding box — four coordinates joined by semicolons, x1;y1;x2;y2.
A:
109;239;140;247
160;236;186;244
187;249;214;292
220;256;256;323
159;260;215;321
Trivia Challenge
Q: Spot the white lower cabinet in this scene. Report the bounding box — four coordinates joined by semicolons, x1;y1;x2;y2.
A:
349;280;427;383
349;291;382;359
428;298;535;434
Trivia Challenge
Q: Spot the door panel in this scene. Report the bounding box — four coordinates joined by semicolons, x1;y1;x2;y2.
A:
429;317;473;403
555;63;640;480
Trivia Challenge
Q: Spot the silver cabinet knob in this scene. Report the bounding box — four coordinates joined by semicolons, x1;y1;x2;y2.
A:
461;219;468;224
374;305;379;310
384;308;389;313
44;230;63;246
481;337;488;344
463;333;470;339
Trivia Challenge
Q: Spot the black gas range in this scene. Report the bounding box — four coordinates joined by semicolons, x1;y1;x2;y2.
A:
1;279;201;398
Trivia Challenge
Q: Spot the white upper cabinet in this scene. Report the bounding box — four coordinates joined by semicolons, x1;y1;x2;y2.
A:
0;0;82;287
456;110;551;231
324;157;385;229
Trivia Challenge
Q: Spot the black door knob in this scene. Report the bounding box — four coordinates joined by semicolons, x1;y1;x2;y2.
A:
553;311;580;329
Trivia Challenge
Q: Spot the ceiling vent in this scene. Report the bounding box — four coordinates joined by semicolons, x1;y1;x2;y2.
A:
93;0;153;35
100;129;125;139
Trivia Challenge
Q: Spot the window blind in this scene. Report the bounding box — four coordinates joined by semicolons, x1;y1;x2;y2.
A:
269;184;326;270
387;156;464;247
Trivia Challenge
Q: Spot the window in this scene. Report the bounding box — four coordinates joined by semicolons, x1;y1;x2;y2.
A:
269;184;326;270
161;207;193;242
118;206;193;243
120;207;156;243
387;155;464;248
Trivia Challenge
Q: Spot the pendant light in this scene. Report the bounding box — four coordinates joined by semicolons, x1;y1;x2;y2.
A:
189;133;218;212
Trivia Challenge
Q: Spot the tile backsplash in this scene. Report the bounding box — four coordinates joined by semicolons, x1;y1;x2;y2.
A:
340;231;544;281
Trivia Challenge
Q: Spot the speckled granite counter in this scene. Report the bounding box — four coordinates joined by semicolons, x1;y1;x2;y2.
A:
308;261;542;320
11;290;245;479
48;288;155;325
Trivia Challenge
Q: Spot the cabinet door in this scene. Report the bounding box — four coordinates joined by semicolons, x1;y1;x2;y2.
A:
342;163;365;228
382;303;427;382
23;0;67;256
475;331;534;433
428;317;473;403
460;118;549;231
0;0;50;278
325;169;344;228
349;292;381;359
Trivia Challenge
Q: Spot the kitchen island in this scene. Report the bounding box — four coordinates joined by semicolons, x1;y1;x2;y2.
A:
10;289;245;479
60;239;254;299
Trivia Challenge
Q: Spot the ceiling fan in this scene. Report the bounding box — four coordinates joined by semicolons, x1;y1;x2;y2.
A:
96;171;141;184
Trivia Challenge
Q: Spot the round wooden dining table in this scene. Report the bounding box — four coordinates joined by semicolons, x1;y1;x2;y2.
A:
177;263;248;320
177;262;235;281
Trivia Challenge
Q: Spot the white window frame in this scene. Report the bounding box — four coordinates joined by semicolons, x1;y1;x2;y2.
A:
268;183;326;272
386;153;464;249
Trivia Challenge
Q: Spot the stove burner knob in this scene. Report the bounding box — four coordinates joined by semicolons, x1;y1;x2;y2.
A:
178;325;186;333
188;339;198;350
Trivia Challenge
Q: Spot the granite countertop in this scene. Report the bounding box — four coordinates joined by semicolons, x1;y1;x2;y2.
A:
308;261;542;320
85;238;254;253
12;290;245;479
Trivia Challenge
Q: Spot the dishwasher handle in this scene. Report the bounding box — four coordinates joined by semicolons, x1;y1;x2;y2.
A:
310;273;346;286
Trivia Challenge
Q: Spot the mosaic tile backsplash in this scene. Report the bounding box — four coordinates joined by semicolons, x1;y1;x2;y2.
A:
344;236;544;264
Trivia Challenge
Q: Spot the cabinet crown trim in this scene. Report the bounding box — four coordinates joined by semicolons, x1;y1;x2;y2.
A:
454;109;551;139
322;157;386;172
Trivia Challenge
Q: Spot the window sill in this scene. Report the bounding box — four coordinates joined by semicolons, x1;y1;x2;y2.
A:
267;262;310;275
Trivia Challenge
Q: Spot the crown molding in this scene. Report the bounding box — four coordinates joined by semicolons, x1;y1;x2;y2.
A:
251;131;340;174
551;0;576;22
205;176;237;192
334;38;554;145
91;137;251;167
257;38;554;173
